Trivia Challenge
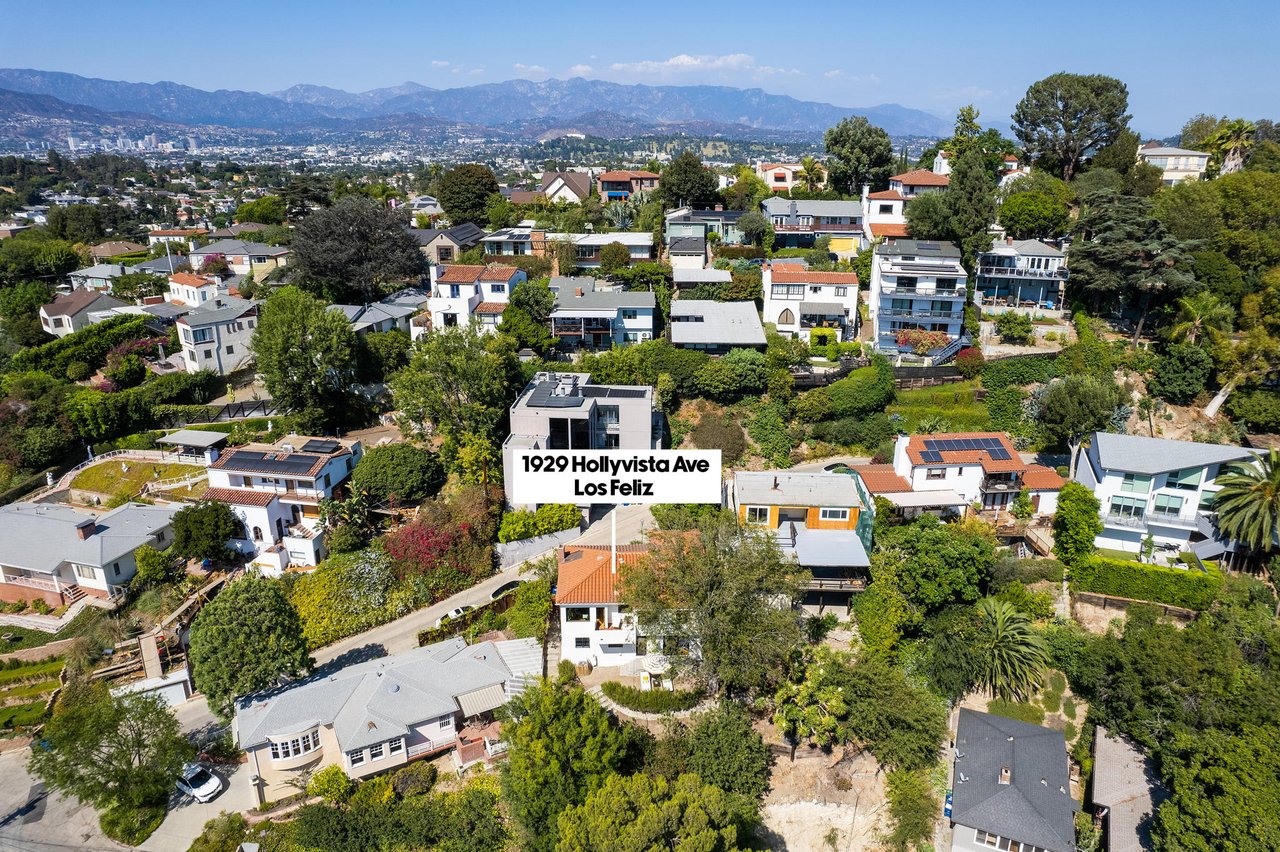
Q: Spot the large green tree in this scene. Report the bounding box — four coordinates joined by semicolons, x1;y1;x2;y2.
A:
824;116;895;193
234;195;286;225
657;151;720;209
1052;481;1102;566
972;597;1050;701
556;773;757;852
29;678;192;813
999;191;1071;239
1012;73;1132;181
438;164;501;226
289;195;425;303
350;442;444;506
171;500;240;562
188;576;313;719
685;703;771;799
620;517;808;692
1213;449;1280;557
251;286;358;430
0;279;52;346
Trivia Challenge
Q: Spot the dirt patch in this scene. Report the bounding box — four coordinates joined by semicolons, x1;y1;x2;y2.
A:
1072;599;1129;634
762;745;889;852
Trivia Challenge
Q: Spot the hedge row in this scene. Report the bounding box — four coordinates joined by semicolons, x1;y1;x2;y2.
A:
981;355;1055;391
599;680;703;713
715;246;766;259
1071;556;1222;610
11;315;150;376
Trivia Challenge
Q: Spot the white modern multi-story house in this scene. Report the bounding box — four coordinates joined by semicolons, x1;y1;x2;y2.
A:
760;197;865;254
0;502;179;607
1136;144;1210;185
867;239;968;361
556;543;647;667
425;263;525;335
480;227;656;270
165;272;234;308
762;265;859;342
548;277;655;348
861;183;911;243
1073;432;1257;557
204;435;363;574
974;238;1069;314
175;296;259;375
501;372;661;508
234;635;540;802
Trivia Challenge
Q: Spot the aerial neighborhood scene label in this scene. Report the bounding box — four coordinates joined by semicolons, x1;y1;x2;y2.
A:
511;450;722;505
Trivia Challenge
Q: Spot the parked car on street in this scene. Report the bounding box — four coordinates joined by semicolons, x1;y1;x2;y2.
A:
434;605;474;627
176;763;224;803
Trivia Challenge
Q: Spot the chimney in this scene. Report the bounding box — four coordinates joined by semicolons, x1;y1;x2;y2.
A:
714;203;723;212
74;518;96;540
772;476;779;490
998;766;1011;785
575;287;583;297
1006;236;1013;245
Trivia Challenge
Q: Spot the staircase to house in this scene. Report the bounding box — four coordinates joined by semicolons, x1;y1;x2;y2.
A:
62;584;85;604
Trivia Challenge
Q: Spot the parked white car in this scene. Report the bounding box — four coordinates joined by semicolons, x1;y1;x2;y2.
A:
434;606;473;627
176;763;224;803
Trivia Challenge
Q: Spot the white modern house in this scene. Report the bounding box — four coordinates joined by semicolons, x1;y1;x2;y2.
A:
0;502;179;607
204;435;363;573
175;296;259;375
866;239;968;362
165;272;234;308
556;543;647;667
761;265;859;342
548;277;655;348
1073;432;1257;557
425;263;525;336
1136;144;1210;185
861;183;911;243
974;238;1068;314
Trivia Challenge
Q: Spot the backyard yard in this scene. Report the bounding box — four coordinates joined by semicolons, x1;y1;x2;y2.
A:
886;381;993;433
71;461;204;499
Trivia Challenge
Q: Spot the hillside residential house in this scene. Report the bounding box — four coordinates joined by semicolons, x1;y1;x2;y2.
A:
762;265;859;342
480;227;656;269
556;543;647;667
888;169;950;198
540;171;592;204
755;162;825;193
234;636;540;802
187;239;290;278
882;432;1065;516
205;435;363;574
68;262;130;292
668;299;766;353
974;238;1068;314
1072;432;1257;558
548;277;655;348
165;272;234;307
330;302;417;335
672;267;732;290
205;222;269;240
664;207;748;246
1136;144;1209;185
860;182;911;243
731;471;874;607
406;194;444;217
176;296;259;375
667;237;707;269
573;232;656;268
406;222;485;264
146;228;207;247
596;170;659;202
932;151;953;175
89;240;146;261
0;502;178;607
39;289;127;337
425;263;525;336
761;197;865;252
867;239;968;361
501;372;660;508
950;709;1077;852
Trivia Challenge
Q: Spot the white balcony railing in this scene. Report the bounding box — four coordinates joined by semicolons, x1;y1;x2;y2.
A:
977;264;1068;280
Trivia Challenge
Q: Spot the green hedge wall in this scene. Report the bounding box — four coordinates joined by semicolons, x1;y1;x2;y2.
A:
981;355;1055;391
1071;556;1222;610
599;680;703;713
11;316;151;376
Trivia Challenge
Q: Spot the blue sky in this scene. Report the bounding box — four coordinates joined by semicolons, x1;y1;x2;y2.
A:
3;0;1276;135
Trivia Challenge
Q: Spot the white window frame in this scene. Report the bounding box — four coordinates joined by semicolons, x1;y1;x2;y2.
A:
74;564;96;579
347;748;366;767
388;737;404;755
819;508;849;522
269;730;321;761
369;742;385;761
926;468;946;480
744;506;769;525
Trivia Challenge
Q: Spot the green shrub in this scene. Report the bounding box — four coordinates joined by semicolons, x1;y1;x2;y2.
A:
497;503;582;543
747;402;793;467
995;311;1035;344
1227;387;1280;432
506;579;552;640
809;328;839;351
65;360;93;381
391;761;438;797
0;699;48;728
600;681;703;713
308;764;357;805
986;698;1045;725
689;413;747;463
99;802;166;846
188;812;249;852
955;346;985;378
827;360;895;419
981;355;1054;390
1062;695;1077;720
651;503;724;530
1071;556;1223;610
996;580;1055;620
11;315;150;376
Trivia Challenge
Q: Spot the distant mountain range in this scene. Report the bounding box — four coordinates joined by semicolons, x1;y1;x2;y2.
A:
0;68;954;143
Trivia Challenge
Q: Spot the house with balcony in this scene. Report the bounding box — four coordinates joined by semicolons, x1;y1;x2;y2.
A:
1073;432;1257;558
188;239;290;279
165;272;236;307
596;170;659;202
572;232;656;268
548;277;655;349
557;543;647;667
888;169;950;198
731;470;874;609
668;299;766;353
867;239;968;361
1136;143;1209;185
974;238;1068;314
39;289;127;338
425;263;525;335
205;435;363;574
857;433;1064;518
0;502;179;607
761;198;865;252
664;207;748;246
755;162;826;193
406;222;485;265
501;372;661;509
860;183;911;243
176;296;258;375
234;635;541;802
68;262;130;293
762;265;859;342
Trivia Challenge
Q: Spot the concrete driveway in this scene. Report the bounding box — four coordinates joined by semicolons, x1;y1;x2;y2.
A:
138;761;256;852
0;748;112;850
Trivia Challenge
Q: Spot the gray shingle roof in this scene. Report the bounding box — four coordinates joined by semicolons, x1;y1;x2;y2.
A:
1091;432;1255;475
550;277;654;312
952;709;1077;852
668;237;706;255
193;239;289;257
761;198;864;218
0;502;178;574
41;289;125;317
878;239;962;258
734;471;864;509
1092;726;1165;852
179;296;258;327
668;300;765;346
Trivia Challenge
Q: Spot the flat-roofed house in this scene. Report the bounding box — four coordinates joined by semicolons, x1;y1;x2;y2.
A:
668;299;765;353
1136;144;1209;184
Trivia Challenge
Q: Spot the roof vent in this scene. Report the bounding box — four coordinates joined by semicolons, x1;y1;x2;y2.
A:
389;683;400;693
367;721;377;731
1040;777;1047;786
998;766;1012;785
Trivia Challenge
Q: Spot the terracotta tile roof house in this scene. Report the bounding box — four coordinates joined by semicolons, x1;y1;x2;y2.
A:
866;189;905;201
555;544;650;605
855;464;912;494
766;268;859;286
597;170;659;202
867;222;910;239
889;169;951;189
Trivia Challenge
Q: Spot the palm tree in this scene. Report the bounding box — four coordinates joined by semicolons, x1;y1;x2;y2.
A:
606;200;633;231
974;598;1050;702
796;157;825;193
1204;119;1256;176
1167;291;1234;346
1213;449;1280;558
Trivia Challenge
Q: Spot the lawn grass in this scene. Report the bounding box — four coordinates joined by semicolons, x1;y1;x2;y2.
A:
0;658;65;687
0;699;48;728
0;625;58;652
0;678;59;700
887;380;993;432
72;461;203;498
1097;548;1139;562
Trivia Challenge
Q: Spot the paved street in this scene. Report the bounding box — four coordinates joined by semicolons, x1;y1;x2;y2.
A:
0;749;113;851
572;504;655;547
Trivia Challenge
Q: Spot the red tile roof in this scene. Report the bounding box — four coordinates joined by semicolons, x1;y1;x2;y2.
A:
555;545;650;605
479;265;520;282
868;223;910;238
768;268;860;285
1022;465;1066;491
201;486;277;507
866;189;904;201
598;170;660;182
168;272;212;288
473;302;507;315
904;432;1020;466
855;464;912;494
890;169;950;187
435;265;485;283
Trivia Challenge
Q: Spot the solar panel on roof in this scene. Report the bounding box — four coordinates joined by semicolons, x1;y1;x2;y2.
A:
920;451;942;463
301;439;340;454
989;448;1011;460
